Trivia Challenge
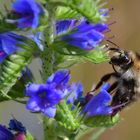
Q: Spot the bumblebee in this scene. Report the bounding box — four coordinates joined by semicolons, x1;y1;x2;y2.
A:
93;46;140;114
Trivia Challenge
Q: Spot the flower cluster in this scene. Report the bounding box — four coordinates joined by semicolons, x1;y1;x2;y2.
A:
0;0;121;139
26;70;113;119
0;0;109;62
0;0;44;63
25;70;83;118
56;20;109;50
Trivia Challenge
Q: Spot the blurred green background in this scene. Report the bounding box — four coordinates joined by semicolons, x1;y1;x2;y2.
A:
1;0;140;139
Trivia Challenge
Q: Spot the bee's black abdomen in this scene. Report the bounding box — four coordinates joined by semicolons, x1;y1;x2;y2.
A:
111;78;135;114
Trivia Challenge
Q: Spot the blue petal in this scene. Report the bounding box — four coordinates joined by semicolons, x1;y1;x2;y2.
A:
45;88;62;105
12;0;43;28
82;88;112;116
0;51;7;63
46;70;70;86
61;22;105;50
12;0;32;13
56;20;78;34
43;106;56;118
16;16;33;28
9;119;26;134
92;23;109;32
75;21;95;33
26;83;47;96
67;82;83;104
26;97;41;112
100;83;110;91
0;125;14;140
0;32;21;63
1;36;17;55
91;106;112;116
66;38;94;50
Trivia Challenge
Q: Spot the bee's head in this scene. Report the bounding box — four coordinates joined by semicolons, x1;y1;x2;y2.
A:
109;48;131;67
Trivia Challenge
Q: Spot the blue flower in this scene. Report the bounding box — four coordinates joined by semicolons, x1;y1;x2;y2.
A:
0;119;26;140
82;83;112;116
9;119;26;134
25;70;71;118
0;125;14;140
56;20;108;50
26;70;84;118
0;32;21;63
12;0;43;28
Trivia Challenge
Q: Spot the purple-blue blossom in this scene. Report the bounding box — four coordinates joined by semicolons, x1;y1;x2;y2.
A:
26;70;70;118
9;119;26;134
0;119;26;140
11;0;43;28
0;125;14;140
82;83;112;116
25;70;84;118
56;20;109;50
0;32;21;63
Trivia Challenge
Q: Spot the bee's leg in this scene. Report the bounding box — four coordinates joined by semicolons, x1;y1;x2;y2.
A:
108;81;118;94
92;72;119;92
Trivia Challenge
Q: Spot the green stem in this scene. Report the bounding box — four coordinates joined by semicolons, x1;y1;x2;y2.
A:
43;118;58;140
41;3;56;80
41;3;59;140
89;128;106;140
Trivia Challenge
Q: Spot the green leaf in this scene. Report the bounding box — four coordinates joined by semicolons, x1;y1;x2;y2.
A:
56;101;82;131
0;37;38;100
0;79;25;102
53;40;88;56
53;39;109;64
0;52;31;99
83;47;109;64
55;6;80;20
0;19;17;33
57;55;82;69
84;114;120;127
49;0;108;23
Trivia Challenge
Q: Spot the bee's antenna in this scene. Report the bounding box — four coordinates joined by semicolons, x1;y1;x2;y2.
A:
106;39;120;48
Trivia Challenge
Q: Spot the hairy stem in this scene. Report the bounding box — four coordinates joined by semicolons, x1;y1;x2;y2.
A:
41;3;59;140
41;3;56;81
